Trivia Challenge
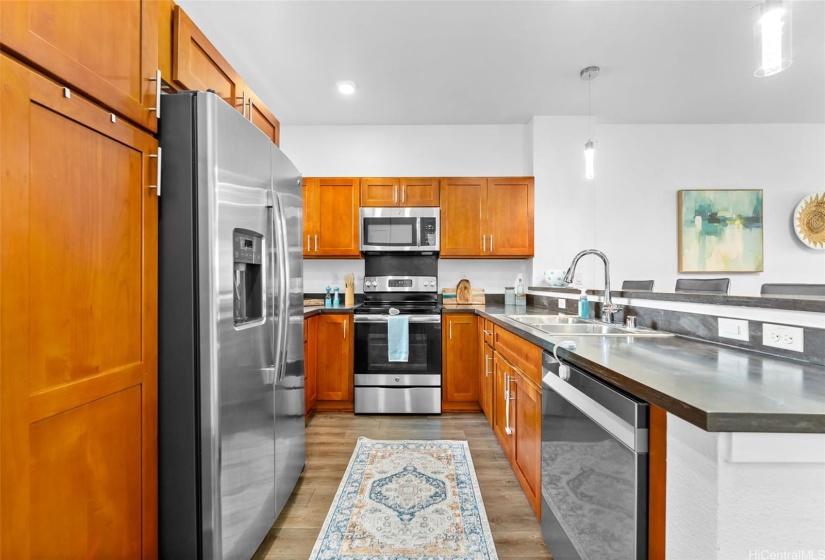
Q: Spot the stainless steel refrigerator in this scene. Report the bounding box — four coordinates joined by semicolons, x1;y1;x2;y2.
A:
158;91;305;560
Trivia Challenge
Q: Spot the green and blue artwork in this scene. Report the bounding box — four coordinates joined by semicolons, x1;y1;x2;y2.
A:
678;189;764;272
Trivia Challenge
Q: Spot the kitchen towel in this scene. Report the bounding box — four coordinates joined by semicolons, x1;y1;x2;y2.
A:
387;315;409;362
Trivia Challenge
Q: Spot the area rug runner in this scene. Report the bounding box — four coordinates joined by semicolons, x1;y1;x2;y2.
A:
309;438;498;559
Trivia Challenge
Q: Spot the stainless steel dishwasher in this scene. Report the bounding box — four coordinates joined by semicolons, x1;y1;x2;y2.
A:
540;352;649;560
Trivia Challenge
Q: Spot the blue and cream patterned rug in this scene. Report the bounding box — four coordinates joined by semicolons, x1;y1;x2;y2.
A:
309;438;498;559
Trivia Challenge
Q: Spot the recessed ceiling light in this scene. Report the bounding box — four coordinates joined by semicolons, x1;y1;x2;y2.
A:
336;80;357;95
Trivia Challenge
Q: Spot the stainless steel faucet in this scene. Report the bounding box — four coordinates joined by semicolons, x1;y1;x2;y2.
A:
563;249;622;323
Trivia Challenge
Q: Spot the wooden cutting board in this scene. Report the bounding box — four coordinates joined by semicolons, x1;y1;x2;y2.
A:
442;285;485;306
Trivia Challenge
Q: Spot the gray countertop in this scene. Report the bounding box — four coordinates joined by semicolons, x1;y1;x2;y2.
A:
303;306;356;318
446;304;825;433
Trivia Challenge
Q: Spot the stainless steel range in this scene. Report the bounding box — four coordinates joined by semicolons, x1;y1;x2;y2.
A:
354;255;441;414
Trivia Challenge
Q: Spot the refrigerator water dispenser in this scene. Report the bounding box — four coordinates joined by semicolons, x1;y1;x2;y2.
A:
233;229;264;325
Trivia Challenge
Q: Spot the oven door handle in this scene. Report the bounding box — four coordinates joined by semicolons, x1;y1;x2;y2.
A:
354;314;442;324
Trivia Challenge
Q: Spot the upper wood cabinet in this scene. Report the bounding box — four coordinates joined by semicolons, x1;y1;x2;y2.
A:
168;6;281;145
303;178;361;258
172;6;244;113
0;0;160;133
244;85;281;145
442;313;480;411
360;178;440;207
1;54;159;558
440;177;534;258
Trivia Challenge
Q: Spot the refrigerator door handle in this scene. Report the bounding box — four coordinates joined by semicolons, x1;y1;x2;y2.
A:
273;193;290;383
269;200;284;382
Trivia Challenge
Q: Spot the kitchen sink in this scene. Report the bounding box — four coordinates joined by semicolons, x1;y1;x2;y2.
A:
504;314;673;337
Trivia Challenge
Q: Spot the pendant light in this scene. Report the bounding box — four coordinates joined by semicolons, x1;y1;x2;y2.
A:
753;0;792;77
580;66;600;180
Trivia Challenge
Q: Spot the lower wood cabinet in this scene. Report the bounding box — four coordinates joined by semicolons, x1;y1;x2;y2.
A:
478;318;494;426
442;313;480;412
492;352;516;458
304;316;318;417
513;370;542;516
314;313;354;411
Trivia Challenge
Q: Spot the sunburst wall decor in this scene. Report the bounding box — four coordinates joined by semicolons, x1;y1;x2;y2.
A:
794;192;825;250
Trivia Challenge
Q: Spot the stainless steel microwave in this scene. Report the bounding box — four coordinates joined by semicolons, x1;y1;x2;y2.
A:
360;207;440;252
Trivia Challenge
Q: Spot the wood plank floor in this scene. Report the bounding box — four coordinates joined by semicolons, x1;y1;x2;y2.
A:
253;412;552;559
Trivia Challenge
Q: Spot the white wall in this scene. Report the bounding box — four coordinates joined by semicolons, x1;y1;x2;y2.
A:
283;125;533;293
666;414;825;560
530;118;825;295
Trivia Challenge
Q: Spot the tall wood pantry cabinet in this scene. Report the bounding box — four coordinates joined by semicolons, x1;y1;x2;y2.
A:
0;53;159;558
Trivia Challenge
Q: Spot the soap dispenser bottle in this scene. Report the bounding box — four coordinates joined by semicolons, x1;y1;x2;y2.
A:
324;286;332;308
332;287;340;308
578;289;589;319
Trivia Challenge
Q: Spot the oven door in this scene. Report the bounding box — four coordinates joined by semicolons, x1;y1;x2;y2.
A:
353;314;442;413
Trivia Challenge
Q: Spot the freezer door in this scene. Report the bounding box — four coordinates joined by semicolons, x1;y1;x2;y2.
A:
270;144;306;519
196;93;280;560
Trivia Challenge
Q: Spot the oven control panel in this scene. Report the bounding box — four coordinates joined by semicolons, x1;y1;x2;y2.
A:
363;276;438;292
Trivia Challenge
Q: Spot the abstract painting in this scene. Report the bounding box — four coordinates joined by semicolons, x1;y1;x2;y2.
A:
678;190;763;272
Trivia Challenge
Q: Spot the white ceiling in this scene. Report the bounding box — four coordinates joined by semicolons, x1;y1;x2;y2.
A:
178;0;825;125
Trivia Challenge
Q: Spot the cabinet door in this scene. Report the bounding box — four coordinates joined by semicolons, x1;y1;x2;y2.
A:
360;177;400;207
1;0;160;132
302;178;315;257
244;85;281;146
440;177;486;257
172;6;244;114
304;317;318;416
315;314;352;401
401;177;440;207
486;177;534;257
314;178;360;258
515;371;542;518
481;343;495;426
492;353;513;457
442;314;479;409
1;55;158;558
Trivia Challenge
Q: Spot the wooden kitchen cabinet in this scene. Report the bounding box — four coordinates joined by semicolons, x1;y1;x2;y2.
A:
303;178;361;258
492;352;516;457
478;320;495;427
304;316;318;418
172;6;245;115
315;313;354;411
243;85;281;145
442;314;480;411
1;54;159;558
360;177;440;207
0;0;160;133
440;177;534;258
514;370;542;518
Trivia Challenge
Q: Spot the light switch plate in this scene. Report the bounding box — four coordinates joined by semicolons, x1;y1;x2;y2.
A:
763;324;804;352
718;317;749;341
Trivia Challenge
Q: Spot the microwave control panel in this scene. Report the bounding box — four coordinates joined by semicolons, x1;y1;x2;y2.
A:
419;218;437;247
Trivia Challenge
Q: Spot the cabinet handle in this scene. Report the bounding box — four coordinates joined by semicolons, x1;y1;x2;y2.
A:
483;329;491;336
314;234;318;252
247;98;254;121
401;186;406;204
236;91;246;114
394;186;398;204
504;373;512;435
149;69;161;119
343;318;347;339
485;355;491;377
449;320;452;340
307;235;311;251
482;235;486;252
490;234;493;252
149;147;162;197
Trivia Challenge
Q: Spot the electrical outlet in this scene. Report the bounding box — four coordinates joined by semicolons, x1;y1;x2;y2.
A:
762;324;804;352
718;318;749;341
558;299;566;309
332;273;339;284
